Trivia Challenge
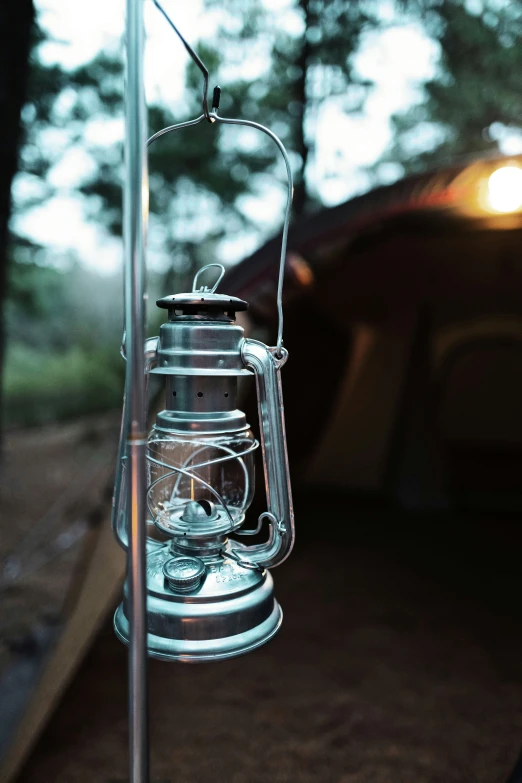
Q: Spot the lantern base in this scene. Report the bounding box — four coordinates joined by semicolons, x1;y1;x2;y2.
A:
114;544;283;662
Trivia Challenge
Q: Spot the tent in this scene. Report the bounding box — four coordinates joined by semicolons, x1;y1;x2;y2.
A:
226;154;522;511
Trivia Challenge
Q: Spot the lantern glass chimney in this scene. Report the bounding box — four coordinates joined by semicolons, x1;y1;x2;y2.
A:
147;425;256;534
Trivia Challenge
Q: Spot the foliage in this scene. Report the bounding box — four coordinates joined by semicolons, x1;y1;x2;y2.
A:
16;3;379;253
3;255;122;426
386;0;522;172
4;343;123;426
6;2;379;426
203;0;377;214
6;0;522;426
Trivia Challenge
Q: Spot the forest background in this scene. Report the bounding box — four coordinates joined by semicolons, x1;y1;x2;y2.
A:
1;0;521;427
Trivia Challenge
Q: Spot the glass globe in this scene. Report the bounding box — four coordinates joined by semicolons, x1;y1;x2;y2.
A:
146;425;256;534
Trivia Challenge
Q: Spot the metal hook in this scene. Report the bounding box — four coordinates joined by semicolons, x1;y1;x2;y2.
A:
152;0;219;123
148;2;294;357
192;263;225;293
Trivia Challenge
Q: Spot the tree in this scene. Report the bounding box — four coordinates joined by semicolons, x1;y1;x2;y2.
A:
204;0;377;217
386;0;522;173
10;2;378;308
8;0;522;426
0;0;35;433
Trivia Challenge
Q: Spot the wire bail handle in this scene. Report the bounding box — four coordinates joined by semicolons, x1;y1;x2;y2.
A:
192;263;225;293
149;0;294;357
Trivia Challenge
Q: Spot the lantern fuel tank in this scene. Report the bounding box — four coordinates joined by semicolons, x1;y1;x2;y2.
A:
113;265;295;662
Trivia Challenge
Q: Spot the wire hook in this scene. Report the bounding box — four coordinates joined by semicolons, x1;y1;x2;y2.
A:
152;0;218;122
148;0;293;357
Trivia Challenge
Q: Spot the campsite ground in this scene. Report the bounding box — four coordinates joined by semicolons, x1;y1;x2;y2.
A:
0;415;119;683
10;486;522;783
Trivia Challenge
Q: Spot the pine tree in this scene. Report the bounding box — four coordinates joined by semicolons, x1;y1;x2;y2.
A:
387;0;522;172
0;0;35;433
12;2;379;293
203;0;376;217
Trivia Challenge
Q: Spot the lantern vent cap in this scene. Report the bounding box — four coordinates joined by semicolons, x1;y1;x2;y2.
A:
157;262;248;315
156;292;248;313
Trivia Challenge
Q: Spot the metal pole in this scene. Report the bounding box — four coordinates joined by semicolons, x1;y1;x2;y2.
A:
124;0;149;780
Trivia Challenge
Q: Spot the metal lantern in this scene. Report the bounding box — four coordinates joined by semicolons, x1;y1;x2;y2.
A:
113;263;294;661
114;3;295;667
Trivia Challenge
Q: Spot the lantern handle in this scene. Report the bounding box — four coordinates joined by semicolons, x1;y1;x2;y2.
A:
192;263;225;293
112;336;159;549
228;338;295;569
147;113;293;357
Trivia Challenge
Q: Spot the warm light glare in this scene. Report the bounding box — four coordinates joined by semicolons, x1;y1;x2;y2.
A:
487;166;522;213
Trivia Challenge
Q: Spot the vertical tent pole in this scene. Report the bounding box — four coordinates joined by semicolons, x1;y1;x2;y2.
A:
124;0;149;780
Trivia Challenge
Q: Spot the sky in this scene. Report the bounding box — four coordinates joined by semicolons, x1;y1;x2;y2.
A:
14;0;441;275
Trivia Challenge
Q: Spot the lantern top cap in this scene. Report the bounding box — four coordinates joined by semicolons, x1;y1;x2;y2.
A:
157;262;248;314
156;292;248;312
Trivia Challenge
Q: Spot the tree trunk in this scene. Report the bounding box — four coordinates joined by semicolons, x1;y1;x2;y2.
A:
0;0;35;441
293;0;311;218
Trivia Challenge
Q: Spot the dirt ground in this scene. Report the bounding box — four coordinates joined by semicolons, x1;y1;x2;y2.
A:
12;497;522;783
0;414;119;677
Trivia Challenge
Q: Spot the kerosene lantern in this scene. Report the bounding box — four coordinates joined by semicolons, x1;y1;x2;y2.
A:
112;0;297;667
113;262;294;661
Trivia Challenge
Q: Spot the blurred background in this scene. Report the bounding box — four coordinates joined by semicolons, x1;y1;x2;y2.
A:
4;0;521;428
1;1;522;781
